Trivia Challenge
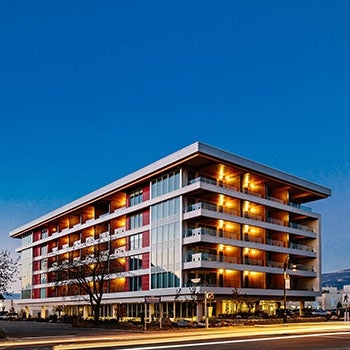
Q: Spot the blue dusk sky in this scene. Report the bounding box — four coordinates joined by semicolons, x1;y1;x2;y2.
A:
0;1;349;275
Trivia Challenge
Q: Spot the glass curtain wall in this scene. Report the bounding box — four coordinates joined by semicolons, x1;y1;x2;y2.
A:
151;170;181;289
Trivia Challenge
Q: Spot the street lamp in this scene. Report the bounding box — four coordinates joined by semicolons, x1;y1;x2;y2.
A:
0;293;4;312
283;255;297;324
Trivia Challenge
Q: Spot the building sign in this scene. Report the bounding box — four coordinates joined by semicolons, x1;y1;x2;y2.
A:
206;292;214;300
145;296;161;304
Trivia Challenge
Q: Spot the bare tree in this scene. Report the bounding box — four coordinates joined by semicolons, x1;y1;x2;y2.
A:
54;239;125;323
0;250;19;294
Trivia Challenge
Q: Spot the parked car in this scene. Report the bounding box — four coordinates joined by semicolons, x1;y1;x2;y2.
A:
311;309;328;316
0;311;9;320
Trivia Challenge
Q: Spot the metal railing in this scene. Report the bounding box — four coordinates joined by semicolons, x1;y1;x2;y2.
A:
188;176;313;212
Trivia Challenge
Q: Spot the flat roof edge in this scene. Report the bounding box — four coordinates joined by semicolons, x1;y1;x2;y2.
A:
10;141;331;237
197;142;331;197
10;142;201;237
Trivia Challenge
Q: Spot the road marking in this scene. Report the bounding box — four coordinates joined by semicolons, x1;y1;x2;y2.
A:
54;331;350;350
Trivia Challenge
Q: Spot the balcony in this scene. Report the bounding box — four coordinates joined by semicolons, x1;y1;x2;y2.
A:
243;234;263;244
188;176;313;213
243;257;264;266
187;202;239;216
114;227;126;235
113;246;126;256
289;242;314;252
99;231;110;240
189;176;238;191
187;252;239;264
185;227;239;240
85;236;95;244
73;240;81;247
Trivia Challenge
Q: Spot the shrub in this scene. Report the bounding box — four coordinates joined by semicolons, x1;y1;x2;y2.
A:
0;328;7;339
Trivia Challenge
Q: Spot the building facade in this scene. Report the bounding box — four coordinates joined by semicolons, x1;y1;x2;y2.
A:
10;142;331;320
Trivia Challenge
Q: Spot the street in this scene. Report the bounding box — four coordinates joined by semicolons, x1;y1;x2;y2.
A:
1;321;350;350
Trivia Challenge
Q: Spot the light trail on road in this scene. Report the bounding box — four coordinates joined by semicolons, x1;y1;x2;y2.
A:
53;331;350;350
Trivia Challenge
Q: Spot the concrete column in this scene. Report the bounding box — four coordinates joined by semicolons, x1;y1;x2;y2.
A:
216;300;223;316
40;306;47;319
112;304;117;319
83;305;89;319
299;301;305;316
197;301;203;322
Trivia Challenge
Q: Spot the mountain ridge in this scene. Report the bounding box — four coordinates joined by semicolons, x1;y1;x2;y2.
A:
322;268;350;289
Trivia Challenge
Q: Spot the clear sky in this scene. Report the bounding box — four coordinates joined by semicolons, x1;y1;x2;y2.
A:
0;1;349;275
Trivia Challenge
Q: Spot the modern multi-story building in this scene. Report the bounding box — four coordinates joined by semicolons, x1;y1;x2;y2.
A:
10;142;331;321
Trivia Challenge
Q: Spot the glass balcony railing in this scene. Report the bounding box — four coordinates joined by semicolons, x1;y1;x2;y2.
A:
185;227;239;240
188;176;312;212
186;252;239;264
289;242;314;252
187;203;314;233
186;254;315;272
187;201;239;216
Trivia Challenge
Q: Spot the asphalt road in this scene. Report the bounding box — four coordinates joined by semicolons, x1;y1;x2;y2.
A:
1;321;350;350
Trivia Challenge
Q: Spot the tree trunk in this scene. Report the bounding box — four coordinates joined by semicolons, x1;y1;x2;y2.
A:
93;303;101;324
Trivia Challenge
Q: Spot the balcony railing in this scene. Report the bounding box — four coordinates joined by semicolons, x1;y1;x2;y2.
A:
188;176;312;212
266;238;285;247
187;202;239;216
289;242;314;252
187;203;314;233
266;217;286;226
185;227;239;240
243;234;263;244
187;252;238;264
243;257;264;266
189;176;239;191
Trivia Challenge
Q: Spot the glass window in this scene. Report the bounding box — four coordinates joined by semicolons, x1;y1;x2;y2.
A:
130;233;142;250
151;170;180;198
130;255;142;271
129;276;142;291
41;245;47;256
40;259;47;270
129;189;143;206
41;229;48;239
40;288;47;298
130;213;143;229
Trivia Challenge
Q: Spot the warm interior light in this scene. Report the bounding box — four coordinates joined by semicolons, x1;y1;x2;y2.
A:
218;269;224;274
243;201;250;212
219;165;225;180
218;244;224;251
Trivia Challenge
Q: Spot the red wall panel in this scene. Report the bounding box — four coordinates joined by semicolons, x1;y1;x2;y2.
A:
142;275;149;291
142;252;149;269
143;209;150;226
143;185;150;201
142;231;150;247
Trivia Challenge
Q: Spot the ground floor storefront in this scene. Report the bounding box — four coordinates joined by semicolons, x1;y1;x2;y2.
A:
19;298;308;323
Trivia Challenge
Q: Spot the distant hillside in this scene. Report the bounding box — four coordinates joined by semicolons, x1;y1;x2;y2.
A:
322;269;350;289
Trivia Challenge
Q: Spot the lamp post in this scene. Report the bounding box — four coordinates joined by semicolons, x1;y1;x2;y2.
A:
283;256;297;324
0;293;4;312
283;256;290;324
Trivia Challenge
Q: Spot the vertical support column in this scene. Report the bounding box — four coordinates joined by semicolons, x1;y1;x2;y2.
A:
83;305;89;319
197;300;203;323
40;306;47;319
299;301;305;316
